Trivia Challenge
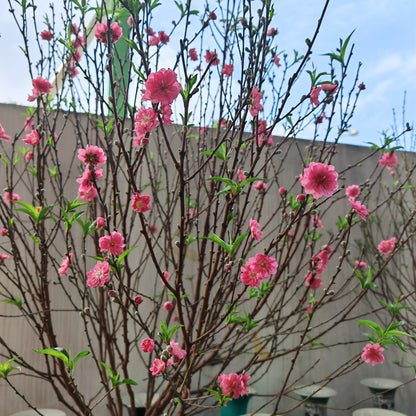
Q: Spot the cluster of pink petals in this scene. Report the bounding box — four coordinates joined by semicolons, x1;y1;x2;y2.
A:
273;54;281;67
99;231;126;257
3;191;20;204
169;339;187;361
142;68;181;107
249;218;263;241
346;184;360;199
164;301;174;311
378;152;397;170
305;246;333;290
149;30;169;46
96;217;105;228
312;214;323;228
77;145;106;202
150;358;167;375
305;273;322;290
349;198;369;221
23;130;40;145
28;77;53;102
355;260;367;268
267;28;278;36
24;117;34;131
205;50;220;65
189;48;198;61
249;87;263;117
58;253;73;275
240;253;278;287
310;83;338;106
222;64;234;77
133;107;159;146
0;228;7;236
299;162;338;199
141;338;155;353
253;181;266;191
237;169;246;182
377;237;395;255
87;260;110;288
256;119;272;146
361;343;384;365
131;192;151;213
218;372;250;401
40;30;54;41
0;253;10;265
94;21;122;44
0;123;11;142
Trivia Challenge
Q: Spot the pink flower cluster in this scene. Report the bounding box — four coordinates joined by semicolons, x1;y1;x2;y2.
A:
23;130;40;146
94;21;122;45
133;107;159;146
377;237;395;255
58;253;73;275
249;87;263;117
346;184;368;220
240;253;278;287
148;30;169;46
131;192;151;213
205;50;220;65
3;191;20;205
41;30;54;41
378;152;397;170
361;343;384;365
147;339;187;376
77;145;106;202
28;77;53;102
310;83;339;106
249;218;263;241
0;123;11;142
99;231;126;257
305;246;333;290
87;260;110;288
218;371;250;401
256;119;272;146
299;162;338;199
222;64;234;77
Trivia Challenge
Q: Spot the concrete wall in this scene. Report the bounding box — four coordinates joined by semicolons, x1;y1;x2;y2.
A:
0;103;414;416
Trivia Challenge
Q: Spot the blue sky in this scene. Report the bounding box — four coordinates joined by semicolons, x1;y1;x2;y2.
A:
0;0;415;148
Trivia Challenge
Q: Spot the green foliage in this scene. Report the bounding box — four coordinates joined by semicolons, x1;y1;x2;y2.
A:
201;142;233;163
323;30;355;67
355;267;377;290
34;347;90;376
206;176;263;197
0;357;20;379
249;281;273;299
1;295;23;309
226;305;260;332
100;362;138;388
158;320;183;343
203;231;249;257
14;201;57;224
205;386;232;407
380;295;411;316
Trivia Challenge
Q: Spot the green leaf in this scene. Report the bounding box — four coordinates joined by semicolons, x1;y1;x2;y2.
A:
116;246;137;267
34;348;69;366
230;232;249;255
1;295;23;309
0;357;20;378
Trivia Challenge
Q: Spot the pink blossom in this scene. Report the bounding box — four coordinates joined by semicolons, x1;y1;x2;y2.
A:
58;253;73;275
134;107;159;144
142;68;182;106
237;169;246;182
131;192;151;213
78;145;106;166
253;181;266;191
312;215;323;228
164;301;174;311
23;130;40;145
379;152;397;170
240;264;262;287
134;295;143;304
149;35;160;45
321;83;339;95
76;168;103;188
86;261;110;288
355;260;367;268
299;162;339;199
278;187;286;194
209;11;217;20
222;64;234;77
146;27;156;36
346;184;360;199
28;77;53;101
127;16;134;26
96;217;105;228
25;151;33;161
24;116;34;131
256;118;271;146
349;198;368;221
0;253;10;265
150;358;165;375
250;218;263;241
273;54;281;67
149;224;158;234
141;338;155;352
267;28;278;36
377;237;395;255
249;87;263;117
314;112;326;124
161;104;173;125
189;48;198;61
3;192;20;204
204;50;220;66
189;208;198;219
158;31;169;44
361;343;384;365
161;270;170;286
78;184;97;202
169;339;187;360
200;125;208;135
251;253;278;276
0;123;11;142
359;83;366;90
94;21;122;44
305;273;322;290
70;23;80;35
99;231;126;256
0;228;7;236
218;372;250;400
297;193;306;201
40;30;54;41
310;86;321;106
